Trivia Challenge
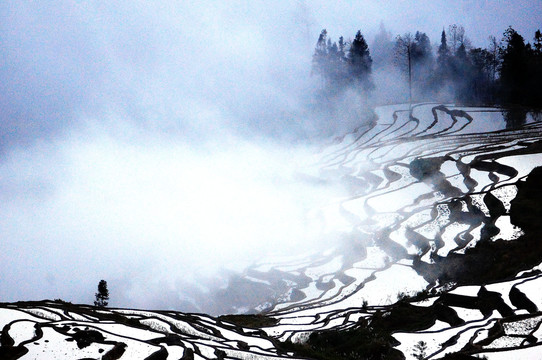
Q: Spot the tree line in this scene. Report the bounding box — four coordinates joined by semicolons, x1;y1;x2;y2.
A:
312;24;542;108
311;29;374;92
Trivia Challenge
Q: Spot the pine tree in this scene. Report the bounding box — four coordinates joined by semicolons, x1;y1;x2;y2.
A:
468;47;494;103
534;30;542;55
411;31;434;98
348;30;373;91
312;29;329;88
451;42;472;102
371;22;395;69
411;340;427;359
326;40;341;86
411;32;433;65
334;36;349;88
500;26;529;104
338;36;346;59
311;30;349;92
438;29;449;58
531;30;542;105
94;280;109;307
437;29;451;82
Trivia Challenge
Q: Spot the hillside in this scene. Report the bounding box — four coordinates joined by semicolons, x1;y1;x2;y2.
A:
3;103;542;359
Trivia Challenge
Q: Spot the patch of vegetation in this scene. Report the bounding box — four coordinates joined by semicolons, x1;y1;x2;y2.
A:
441;354;486;360
414;217;542;288
218;314;278;328
65;329;105;349
278;321;403;360
370;303;440;332
53;298;72;305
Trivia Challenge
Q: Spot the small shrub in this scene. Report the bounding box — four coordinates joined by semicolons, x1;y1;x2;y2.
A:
412;340;427;359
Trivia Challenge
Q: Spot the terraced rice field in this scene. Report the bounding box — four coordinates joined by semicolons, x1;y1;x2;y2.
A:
3;103;542;359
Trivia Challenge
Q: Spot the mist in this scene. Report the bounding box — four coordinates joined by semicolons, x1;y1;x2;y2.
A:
1;1;541;312
0;1;355;312
0;123;344;310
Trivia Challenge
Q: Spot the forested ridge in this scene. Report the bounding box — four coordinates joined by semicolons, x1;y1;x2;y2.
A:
312;24;542;108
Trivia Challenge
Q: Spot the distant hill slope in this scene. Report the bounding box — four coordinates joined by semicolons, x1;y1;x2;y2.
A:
3;104;542;359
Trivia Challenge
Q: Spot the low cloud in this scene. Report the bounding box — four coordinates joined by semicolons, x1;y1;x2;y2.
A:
0;124;345;309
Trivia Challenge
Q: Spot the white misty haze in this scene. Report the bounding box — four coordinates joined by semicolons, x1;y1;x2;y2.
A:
1;1;541;310
0;126;340;309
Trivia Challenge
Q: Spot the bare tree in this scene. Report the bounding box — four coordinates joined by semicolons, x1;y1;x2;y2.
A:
487;35;500;81
395;33;414;107
447;24;470;54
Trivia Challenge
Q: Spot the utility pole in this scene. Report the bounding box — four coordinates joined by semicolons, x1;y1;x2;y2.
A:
407;44;412;110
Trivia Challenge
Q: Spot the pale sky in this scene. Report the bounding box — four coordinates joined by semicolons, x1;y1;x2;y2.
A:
310;0;542;47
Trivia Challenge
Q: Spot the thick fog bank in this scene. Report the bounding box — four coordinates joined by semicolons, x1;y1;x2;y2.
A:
0;125;350;309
